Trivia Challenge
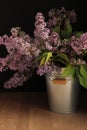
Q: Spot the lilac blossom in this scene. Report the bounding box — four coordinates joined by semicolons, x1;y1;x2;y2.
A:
34;12;50;40
0;27;37;88
4;71;32;88
33;7;87;90
47;17;58;28
70;33;87;55
34;12;61;52
36;62;54;76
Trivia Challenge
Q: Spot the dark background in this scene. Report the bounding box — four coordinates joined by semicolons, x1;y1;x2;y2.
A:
0;0;87;92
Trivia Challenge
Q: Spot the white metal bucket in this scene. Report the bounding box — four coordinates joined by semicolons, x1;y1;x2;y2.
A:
45;71;80;113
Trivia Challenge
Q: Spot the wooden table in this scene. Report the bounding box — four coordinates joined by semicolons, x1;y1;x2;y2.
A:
0;92;87;130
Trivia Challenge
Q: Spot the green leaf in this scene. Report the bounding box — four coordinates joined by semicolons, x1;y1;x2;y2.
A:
61;23;72;39
80;64;87;77
55;58;67;66
40;57;46;65
78;64;87;89
53;26;60;33
57;53;69;65
78;75;87;89
35;52;47;61
45;52;53;64
61;64;75;78
40;52;53;65
75;31;83;38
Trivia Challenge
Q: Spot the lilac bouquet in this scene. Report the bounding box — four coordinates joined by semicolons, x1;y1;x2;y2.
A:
0;27;40;88
1;7;87;89
34;7;87;89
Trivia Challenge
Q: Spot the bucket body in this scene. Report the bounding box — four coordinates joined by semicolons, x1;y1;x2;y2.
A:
45;70;80;113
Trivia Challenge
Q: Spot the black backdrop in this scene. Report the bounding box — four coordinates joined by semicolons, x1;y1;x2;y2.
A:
0;0;87;91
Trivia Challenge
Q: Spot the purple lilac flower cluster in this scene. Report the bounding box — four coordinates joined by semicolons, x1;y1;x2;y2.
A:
47;7;76;24
70;33;87;55
34;12;62;75
34;12;61;52
34;7;87;76
0;27;40;88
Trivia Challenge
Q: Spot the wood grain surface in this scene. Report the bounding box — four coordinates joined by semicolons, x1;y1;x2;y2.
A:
0;92;87;130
